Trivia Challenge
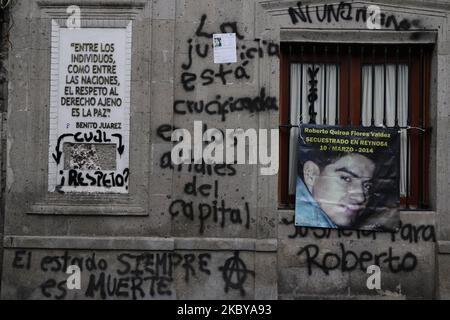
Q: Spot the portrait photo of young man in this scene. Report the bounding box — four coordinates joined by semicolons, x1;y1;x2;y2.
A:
295;125;400;231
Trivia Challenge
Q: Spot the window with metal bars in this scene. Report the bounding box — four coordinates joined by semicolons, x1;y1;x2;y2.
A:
279;43;432;210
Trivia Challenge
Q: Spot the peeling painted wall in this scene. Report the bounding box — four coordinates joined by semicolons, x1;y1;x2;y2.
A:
0;3;10;298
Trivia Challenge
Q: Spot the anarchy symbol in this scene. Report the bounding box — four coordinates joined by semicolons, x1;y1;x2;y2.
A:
219;251;255;297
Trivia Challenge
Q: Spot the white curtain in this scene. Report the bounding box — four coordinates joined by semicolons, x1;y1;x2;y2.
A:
289;63;409;197
362;65;409;196
289;64;339;194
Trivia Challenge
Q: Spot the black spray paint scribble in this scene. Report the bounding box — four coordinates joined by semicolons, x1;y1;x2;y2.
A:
159;152;237;177
195;14;245;40
174;88;278;122
180;14;280;92
164;14;278;236
181;64;250;92
53;131;124;164
155;133;250;234
53;131;128;191
281;217;436;243
157;124;237;177
281;218;435;276
53;133;75;165
12;251;212;300
298;243;417;276
288;1;422;31
168;199;251;236
58;168;130;190
157;122;225;142
86;252;211;299
219;251;255;297
307;66;319;124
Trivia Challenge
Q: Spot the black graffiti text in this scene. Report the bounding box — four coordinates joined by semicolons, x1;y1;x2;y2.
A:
181;14;279;92
174;88;278;122
282;217;436;243
169;199;251;234
181;63;251;92
298;243;418;276
159;151;237;177
288;1;421;31
59;168;130;190
307;66;319;124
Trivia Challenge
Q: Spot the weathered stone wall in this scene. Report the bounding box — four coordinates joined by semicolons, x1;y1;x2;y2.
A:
0;2;10;298
0;0;449;300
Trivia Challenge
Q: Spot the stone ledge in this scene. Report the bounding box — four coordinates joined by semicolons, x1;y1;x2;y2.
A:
3;236;278;252
4;236;174;251
175;238;278;252
280;29;437;44
37;0;147;20
438;241;450;253
278;210;437;219
37;0;147;9
259;0;450;14
28;204;148;216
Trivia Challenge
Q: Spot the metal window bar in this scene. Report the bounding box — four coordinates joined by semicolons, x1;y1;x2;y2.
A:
310;45;317;124
406;46;412;209
285;43;429;209
323;46;328;125
361;45;427;209
347;45;351;125
371;46;376;126
335;45;340;125
383;47;388;126
395;47;400;127
359;46;364;126
295;65;339;126
419;47;425;209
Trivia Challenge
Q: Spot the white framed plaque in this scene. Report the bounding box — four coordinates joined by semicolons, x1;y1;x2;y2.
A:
48;21;132;194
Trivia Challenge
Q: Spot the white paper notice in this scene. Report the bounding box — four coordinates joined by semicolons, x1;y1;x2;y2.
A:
213;33;237;64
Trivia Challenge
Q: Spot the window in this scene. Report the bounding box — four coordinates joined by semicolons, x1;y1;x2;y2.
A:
279;43;432;210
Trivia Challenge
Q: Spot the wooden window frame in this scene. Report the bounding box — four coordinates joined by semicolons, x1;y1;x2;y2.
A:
279;43;432;210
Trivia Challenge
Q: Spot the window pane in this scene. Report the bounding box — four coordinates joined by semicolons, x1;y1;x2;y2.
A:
289;63;339;195
362;64;409;197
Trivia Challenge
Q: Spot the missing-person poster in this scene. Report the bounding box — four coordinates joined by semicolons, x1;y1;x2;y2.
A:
295;124;400;231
